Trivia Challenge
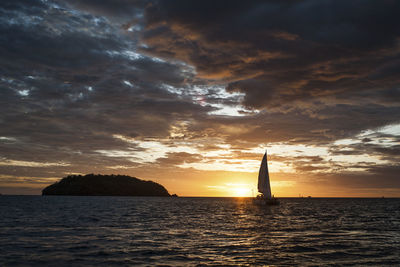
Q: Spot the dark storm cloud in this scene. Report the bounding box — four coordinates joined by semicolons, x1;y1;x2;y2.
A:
143;0;400;110
315;164;400;189
0;0;210;180
145;0;400;51
0;3;122;70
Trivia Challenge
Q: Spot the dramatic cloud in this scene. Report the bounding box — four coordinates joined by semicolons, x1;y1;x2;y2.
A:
1;0;399;196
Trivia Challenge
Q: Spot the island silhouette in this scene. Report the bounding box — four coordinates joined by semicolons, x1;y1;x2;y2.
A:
42;174;172;196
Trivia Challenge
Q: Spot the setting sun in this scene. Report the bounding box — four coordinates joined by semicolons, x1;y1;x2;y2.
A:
232;186;252;197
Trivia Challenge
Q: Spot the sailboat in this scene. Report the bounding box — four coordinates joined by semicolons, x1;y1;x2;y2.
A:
253;151;279;205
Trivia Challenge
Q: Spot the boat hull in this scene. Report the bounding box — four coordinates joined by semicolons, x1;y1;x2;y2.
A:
253;197;279;206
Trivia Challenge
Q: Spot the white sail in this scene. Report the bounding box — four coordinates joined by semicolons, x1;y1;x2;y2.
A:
257;152;272;198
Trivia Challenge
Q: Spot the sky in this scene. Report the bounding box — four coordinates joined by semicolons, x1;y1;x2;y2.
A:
1;0;400;197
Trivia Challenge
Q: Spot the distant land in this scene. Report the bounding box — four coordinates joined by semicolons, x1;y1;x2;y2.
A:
42;174;174;197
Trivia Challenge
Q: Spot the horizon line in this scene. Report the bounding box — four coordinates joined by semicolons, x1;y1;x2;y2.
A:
1;194;398;198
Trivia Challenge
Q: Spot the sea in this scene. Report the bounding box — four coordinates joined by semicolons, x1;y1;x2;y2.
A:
1;196;399;266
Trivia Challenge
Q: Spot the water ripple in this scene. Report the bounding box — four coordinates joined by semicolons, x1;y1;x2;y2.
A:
0;196;399;265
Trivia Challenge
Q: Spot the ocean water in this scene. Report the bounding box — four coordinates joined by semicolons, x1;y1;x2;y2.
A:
0;196;399;266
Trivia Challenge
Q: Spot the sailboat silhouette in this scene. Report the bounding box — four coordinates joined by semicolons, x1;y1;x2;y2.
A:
253;151;279;205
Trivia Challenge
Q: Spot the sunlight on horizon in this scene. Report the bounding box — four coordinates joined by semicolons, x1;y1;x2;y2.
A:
207;182;254;197
232;186;251;197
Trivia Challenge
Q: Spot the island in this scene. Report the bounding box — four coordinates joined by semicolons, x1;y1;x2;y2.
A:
42;174;172;196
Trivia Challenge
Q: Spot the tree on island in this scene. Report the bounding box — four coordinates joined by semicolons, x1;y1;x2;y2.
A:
42;174;173;196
